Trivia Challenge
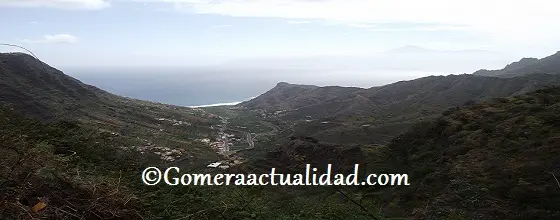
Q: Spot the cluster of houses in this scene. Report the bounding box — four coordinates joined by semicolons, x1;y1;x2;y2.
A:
155;117;192;126
206;157;245;169
200;117;233;156
200;116;249;169
253;109;288;118
204;133;247;169
210;140;228;154
191;108;219;119
199;133;244;156
121;144;187;162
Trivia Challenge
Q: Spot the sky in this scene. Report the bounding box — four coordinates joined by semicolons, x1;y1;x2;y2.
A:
2;0;560;69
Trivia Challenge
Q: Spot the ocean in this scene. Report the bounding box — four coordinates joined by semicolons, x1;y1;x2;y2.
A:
65;66;448;107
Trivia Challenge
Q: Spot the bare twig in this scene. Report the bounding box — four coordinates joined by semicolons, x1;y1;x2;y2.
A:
123;196;137;206
55;207;81;218
134;210;146;220
12;203;34;220
175;208;210;220
548;172;560;188
113;170;123;195
335;187;380;220
221;201;228;216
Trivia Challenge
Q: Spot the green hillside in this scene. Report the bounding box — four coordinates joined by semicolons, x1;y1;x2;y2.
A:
384;87;560;219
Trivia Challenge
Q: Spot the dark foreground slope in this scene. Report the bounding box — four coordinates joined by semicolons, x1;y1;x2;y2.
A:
384;87;560;219
0;107;147;219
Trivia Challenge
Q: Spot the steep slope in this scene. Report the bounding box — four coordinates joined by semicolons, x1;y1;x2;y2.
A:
384;87;560;219
474;51;560;77
0;52;219;164
0;52;210;121
0;106;148;219
0;52;106;119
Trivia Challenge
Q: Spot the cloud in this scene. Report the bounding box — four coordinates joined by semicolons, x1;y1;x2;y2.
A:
211;24;232;28
21;34;79;44
320;21;469;31
346;23;378;28
367;24;471;32
142;0;560;45
0;0;110;9
287;20;313;24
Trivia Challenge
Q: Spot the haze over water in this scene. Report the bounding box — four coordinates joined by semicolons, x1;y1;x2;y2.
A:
65;49;519;106
67;66;453;106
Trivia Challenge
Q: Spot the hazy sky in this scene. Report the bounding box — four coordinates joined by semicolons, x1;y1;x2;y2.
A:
1;0;560;69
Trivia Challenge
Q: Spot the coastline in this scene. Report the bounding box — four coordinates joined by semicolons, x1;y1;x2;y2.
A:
188;96;256;108
189;101;243;108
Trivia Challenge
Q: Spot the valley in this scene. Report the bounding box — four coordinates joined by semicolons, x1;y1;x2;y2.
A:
1;50;560;219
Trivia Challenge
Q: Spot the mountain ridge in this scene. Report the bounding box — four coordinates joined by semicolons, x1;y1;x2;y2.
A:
240;51;560;144
0;52;107;119
473;51;560;77
0;52;203;120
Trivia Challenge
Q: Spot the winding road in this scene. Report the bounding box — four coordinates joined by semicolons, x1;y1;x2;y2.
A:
225;120;279;153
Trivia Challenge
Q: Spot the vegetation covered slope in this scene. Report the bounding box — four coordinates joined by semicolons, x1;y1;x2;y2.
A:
474;51;560;77
0;52;104;119
384;87;560;219
0;52;219;165
0;52;212;126
0;107;147;219
242;88;560;219
240;50;560;147
0;104;385;220
241;73;560;145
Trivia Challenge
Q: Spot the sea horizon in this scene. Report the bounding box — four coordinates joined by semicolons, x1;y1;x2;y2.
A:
64;66;456;107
